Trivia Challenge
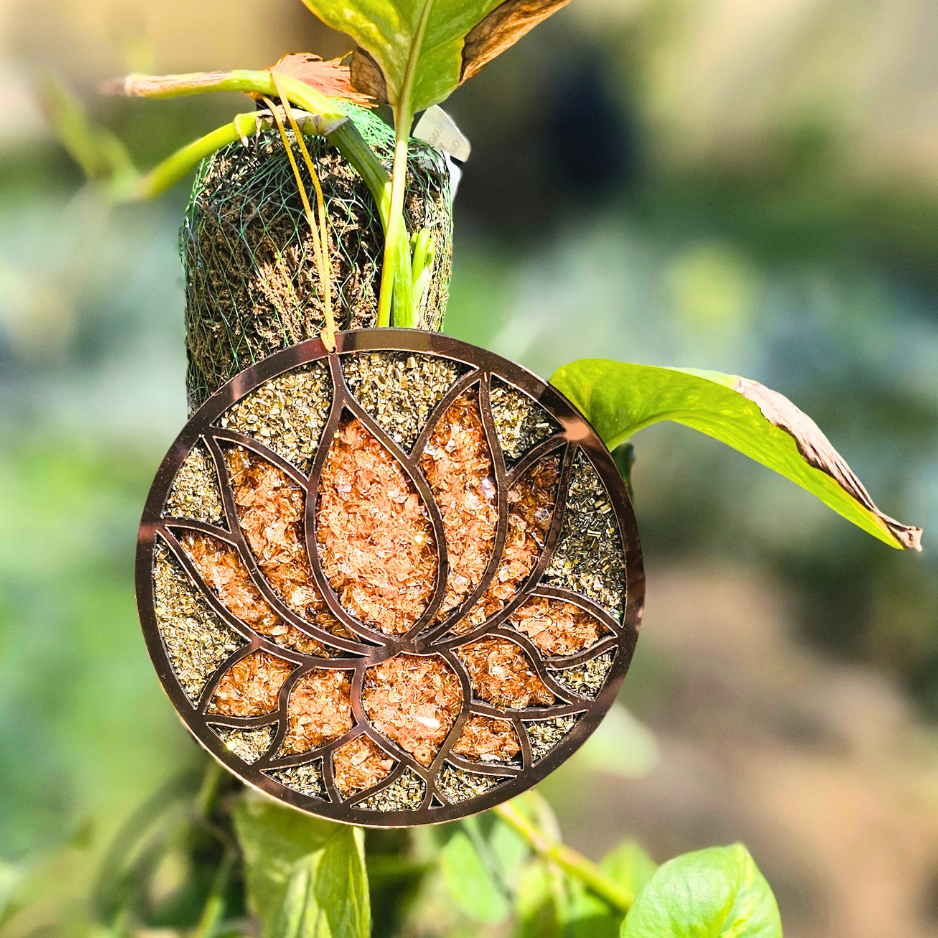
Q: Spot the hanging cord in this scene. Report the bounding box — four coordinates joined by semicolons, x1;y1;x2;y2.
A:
262;74;337;352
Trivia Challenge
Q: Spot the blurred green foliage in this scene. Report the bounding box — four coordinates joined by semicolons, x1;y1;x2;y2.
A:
0;2;936;935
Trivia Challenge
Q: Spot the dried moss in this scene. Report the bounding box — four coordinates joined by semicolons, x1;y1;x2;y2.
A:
437;764;507;804
182;108;453;411
545;453;626;619
218;363;332;471
549;651;615;699
343;351;466;451
355;768;426;811
264;761;326;799
153;544;244;702
526;715;580;763
490;378;561;463
209;723;275;764
163;443;225;526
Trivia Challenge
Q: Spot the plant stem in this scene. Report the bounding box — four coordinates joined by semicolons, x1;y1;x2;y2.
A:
195;759;227;820
493;801;633;913
377;108;414;327
192;849;236;938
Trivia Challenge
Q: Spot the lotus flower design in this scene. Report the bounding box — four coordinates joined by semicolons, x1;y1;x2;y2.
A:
138;331;642;824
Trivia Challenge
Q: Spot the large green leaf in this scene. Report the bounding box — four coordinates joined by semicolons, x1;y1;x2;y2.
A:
440;830;510;924
621;845;781;938
233;797;369;938
300;0;572;114
551;359;922;551
316;827;370;938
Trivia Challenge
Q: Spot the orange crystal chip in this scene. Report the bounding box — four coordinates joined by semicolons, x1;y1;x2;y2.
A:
419;391;497;622
281;668;354;754
362;654;461;766
179;530;333;656
333;735;396;798
452;715;521;763
317;419;437;634
208;650;293;716
456;638;554;710
508;595;606;657
457;456;559;632
225;447;343;635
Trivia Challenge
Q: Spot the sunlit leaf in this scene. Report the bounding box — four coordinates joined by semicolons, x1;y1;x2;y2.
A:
316;827;370;938
515;861;563;938
233;796;370;938
275;857;328;938
489;819;529;883
551;359;922;551
299;0;571;114
272;54;376;107
621;844;781;938
440;830;510;924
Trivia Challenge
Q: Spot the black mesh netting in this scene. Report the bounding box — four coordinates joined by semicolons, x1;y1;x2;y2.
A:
181;104;454;411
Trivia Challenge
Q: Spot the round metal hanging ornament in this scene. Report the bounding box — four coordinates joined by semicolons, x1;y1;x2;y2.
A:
137;329;644;826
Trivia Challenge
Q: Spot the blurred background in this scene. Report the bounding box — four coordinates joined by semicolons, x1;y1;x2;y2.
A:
1;0;937;936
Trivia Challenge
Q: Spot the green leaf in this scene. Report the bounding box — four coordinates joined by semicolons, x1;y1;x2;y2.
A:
440;830;510;924
489;819;529;883
621;844;781;938
515;861;563;938
551;359;922;551
275;857;328;938
600;841;657;901
233;796;369;938
300;0;572;115
316;827;370;938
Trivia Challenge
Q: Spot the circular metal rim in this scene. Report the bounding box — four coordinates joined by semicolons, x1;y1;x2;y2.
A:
136;328;645;827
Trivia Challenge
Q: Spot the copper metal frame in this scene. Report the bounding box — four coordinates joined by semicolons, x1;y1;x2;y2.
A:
136;329;645;827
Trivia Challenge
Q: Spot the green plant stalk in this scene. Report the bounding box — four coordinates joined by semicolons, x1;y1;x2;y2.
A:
493;802;633;914
192;849;236;938
377;1;434;328
376;116;413;326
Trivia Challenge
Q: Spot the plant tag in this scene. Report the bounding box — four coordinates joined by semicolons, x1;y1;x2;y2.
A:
414;107;471;162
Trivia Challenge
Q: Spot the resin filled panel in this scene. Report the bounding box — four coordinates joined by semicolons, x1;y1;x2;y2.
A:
163;443;225;526
419;391;497;621
333;736;395;798
219;363;331;470
355;768;426;811
457;638;554;710
545;453;627;619
225;447;344;635
362;655;461;765
452;716;521;763
179;530;333;656
549;651;615;699
459;456;560;631
526;715;580;763
209;651;293;717
318;419;437;634
282;669;354;754
437;765;507;805
265;762;326;799
210;724;275;764
342;351;465;451
490;378;561;463
508;595;608;657
153;544;244;702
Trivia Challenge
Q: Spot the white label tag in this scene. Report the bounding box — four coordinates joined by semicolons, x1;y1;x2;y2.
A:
414;106;471;162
